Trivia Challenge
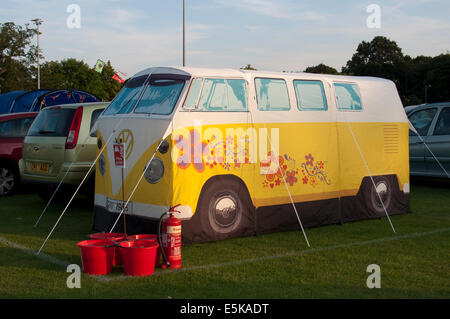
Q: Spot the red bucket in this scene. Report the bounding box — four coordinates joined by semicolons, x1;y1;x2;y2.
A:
127;234;158;241
127;234;161;267
89;233;125;265
77;239;115;275
120;240;159;276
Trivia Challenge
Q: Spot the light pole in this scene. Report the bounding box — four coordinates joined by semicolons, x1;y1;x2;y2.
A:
183;0;186;66
425;84;431;104
31;18;43;89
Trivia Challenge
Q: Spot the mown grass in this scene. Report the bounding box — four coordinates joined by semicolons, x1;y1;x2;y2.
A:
0;179;449;299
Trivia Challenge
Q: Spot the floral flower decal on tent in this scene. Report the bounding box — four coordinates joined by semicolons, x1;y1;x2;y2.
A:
173;130;331;189
174;129;208;173
204;133;251;171
175;130;252;173
260;152;330;188
300;153;331;187
261;152;295;188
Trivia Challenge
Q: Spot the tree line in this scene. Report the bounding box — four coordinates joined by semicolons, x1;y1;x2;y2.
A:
0;21;122;101
2;21;449;106
247;36;450;107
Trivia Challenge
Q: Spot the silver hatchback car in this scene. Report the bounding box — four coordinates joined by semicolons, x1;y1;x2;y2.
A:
408;102;450;178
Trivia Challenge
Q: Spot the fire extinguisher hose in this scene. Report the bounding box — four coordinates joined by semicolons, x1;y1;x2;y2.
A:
158;211;171;268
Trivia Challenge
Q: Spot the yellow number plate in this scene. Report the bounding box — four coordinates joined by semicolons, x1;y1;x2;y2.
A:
30;162;50;173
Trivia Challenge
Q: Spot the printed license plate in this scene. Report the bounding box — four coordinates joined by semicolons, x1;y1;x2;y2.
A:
106;198;133;214
30;162;50;173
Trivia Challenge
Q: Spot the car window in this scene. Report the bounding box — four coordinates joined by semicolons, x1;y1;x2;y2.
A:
90;109;104;131
433;107;450;136
18;117;35;137
255;78;290;111
27;107;76;137
0;119;16;137
0;117;35;138
408;108;437;136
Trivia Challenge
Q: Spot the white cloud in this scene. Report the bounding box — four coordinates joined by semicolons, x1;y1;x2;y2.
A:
2;0;449;78
214;0;327;21
215;0;293;19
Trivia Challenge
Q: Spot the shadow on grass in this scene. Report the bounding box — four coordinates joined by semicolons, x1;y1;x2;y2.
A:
0;247;70;271
1;192;96;243
410;176;450;188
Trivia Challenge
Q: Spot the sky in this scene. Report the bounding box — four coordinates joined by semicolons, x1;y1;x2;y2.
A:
1;0;449;77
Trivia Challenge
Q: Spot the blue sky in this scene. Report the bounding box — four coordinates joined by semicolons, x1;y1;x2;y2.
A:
1;0;449;77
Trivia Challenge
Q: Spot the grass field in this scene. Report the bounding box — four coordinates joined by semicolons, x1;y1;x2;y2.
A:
0;179;449;299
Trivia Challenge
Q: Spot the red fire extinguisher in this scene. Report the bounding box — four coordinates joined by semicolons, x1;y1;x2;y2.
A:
159;205;182;269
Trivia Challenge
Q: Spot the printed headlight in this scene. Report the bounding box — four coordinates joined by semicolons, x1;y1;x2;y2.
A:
99;154;106;176
97;137;103;150
144;157;164;184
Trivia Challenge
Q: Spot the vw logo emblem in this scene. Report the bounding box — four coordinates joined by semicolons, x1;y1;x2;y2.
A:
116;129;134;159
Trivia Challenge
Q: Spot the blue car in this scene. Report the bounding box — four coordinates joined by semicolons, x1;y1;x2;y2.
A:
408;102;450;178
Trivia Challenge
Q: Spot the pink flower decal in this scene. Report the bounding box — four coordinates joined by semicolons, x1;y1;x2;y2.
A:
305;153;314;167
226;135;234;145
285;170;298;186
318;161;324;170
175;129;208;173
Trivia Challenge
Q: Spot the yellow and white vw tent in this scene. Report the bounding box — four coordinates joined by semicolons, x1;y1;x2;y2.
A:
93;66;409;243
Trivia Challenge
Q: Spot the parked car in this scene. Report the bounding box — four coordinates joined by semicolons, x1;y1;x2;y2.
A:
408;102;450;178
19;102;108;199
404;104;422;115
0;112;38;195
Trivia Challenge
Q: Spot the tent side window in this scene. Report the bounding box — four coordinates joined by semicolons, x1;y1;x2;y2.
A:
294;80;328;111
183;78;248;112
255;78;291;111
334;82;363;111
183;78;204;110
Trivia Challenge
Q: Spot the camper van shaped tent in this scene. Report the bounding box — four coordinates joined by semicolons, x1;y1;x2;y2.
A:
93;67;410;244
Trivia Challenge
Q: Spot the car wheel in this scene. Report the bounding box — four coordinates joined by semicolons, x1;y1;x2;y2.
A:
197;177;254;240
0;166;17;196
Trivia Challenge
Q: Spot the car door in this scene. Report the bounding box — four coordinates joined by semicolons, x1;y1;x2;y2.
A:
408;108;438;176
424;106;450;178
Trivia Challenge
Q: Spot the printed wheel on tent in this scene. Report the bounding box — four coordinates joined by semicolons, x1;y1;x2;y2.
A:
364;175;396;215
198;176;254;239
0;166;17;196
208;189;243;234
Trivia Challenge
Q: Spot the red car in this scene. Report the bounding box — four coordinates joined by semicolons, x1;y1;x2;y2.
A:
0;112;38;195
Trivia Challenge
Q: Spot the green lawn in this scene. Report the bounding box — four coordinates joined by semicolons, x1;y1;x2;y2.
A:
0;179;449;298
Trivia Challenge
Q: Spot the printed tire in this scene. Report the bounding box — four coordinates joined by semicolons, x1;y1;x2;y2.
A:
362;175;397;215
197;176;254;240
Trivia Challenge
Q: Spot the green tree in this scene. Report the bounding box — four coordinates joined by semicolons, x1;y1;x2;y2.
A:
342;36;404;78
99;60;123;101
343;36;450;105
342;36;410;105
304;63;339;75
240;64;257;70
40;58;123;101
407;54;450;104
0;21;39;92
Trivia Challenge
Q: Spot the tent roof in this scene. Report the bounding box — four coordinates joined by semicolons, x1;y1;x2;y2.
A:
0;90;28;114
132;66;393;85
